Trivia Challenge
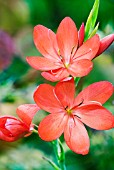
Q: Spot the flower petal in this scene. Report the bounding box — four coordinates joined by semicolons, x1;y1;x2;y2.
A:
68;59;93;77
55;77;75;108
5;119;29;137
0;131;17;142
33;25;59;61
34;84;63;113
0;116;16;136
78;23;85;47
75;104;114;130
56;17;78;64
75;81;113;105
74;34;100;61
96;34;114;56
26;57;61;71
64;117;90;155
38;113;68;141
41;68;69;82
16;104;40;126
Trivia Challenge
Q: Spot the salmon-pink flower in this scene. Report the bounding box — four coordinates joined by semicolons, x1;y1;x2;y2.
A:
26;17;100;82
34;78;114;155
0;104;40;142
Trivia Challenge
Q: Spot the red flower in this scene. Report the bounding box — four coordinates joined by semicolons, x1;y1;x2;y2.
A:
0;104;40;142
26;17;100;82
34;78;114;155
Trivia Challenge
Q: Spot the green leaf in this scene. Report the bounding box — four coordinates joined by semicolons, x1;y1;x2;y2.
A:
85;0;99;40
42;156;61;170
88;22;99;38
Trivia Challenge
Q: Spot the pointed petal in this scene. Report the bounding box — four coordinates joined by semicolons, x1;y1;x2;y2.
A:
38;113;68;141
78;23;85;47
34;84;63;113
16;104;40;126
26;57;61;71
41;68;69;82
56;17;78;64
74;34;100;60
64;117;90;155
33;25;59;61
75;81;113;105
97;34;114;56
55;77;75;108
68;59;93;77
75;104;114;130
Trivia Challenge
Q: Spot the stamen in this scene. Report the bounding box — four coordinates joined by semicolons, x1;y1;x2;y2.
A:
77;99;84;106
57;49;70;69
58;49;60;56
74;114;81;119
71;46;75;55
72;98;84;110
65;106;68;110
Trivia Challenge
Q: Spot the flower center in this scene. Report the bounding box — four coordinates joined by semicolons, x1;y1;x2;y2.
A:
59;56;70;68
64;62;69;68
58;50;70;69
65;106;72;115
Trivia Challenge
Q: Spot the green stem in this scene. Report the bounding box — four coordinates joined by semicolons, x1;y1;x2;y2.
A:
52;139;66;170
33;129;38;134
33;130;66;169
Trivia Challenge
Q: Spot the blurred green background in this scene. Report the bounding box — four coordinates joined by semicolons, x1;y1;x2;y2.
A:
0;0;114;170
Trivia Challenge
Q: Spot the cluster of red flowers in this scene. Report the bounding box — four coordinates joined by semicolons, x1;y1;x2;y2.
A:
0;17;114;155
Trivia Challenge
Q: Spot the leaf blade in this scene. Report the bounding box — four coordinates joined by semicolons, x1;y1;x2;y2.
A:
85;0;99;40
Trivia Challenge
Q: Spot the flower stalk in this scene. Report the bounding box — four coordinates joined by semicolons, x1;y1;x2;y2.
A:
52;139;66;170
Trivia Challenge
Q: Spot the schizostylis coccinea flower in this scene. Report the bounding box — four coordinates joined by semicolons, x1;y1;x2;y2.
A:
0;104;40;142
34;78;114;155
26;17;114;82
